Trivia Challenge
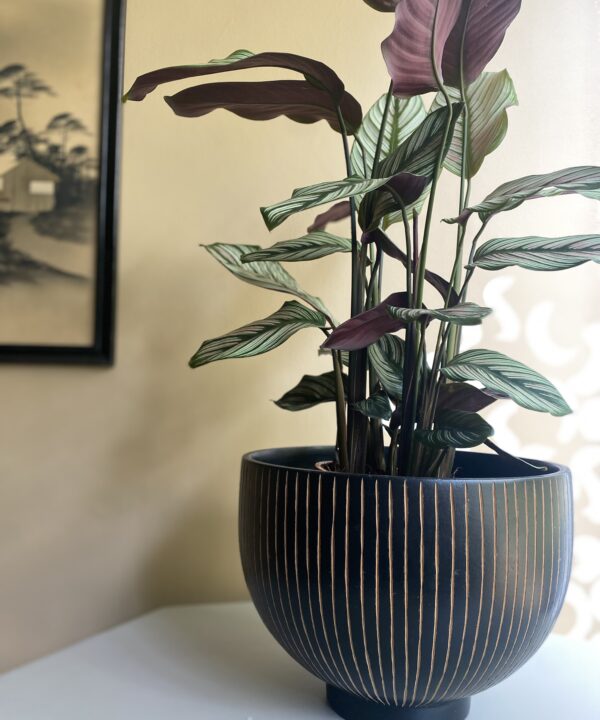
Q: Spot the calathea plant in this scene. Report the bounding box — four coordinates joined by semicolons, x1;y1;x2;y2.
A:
125;0;600;479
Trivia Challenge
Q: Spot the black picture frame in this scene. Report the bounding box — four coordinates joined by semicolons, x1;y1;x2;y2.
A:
0;0;124;365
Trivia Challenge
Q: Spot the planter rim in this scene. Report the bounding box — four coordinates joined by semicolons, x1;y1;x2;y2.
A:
242;446;569;484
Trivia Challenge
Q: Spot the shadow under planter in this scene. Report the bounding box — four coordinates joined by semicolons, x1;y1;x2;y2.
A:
239;447;573;720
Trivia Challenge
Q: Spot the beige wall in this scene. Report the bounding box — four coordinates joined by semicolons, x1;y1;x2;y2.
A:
0;0;598;671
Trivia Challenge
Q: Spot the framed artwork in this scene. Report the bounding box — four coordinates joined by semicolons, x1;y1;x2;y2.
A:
0;0;124;364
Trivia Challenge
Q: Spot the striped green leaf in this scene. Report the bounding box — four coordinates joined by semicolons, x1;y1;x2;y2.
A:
448;166;600;224
203;243;329;316
364;103;463;229
471;235;600;271
261;175;396;231
275;370;347;411
189;300;327;368
368;334;404;399
417;410;494;449
377;103;463;178
388;303;492;325
441;349;572;416
431;71;518;179
354;392;392;421
241;232;352;263
351;94;427;179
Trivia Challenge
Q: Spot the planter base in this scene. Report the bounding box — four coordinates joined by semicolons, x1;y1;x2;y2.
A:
326;686;471;720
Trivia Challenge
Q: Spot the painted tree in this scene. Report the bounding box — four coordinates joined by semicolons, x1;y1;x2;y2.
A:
0;64;54;157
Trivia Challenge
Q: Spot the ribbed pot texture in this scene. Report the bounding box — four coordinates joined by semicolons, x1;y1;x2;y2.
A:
239;447;573;720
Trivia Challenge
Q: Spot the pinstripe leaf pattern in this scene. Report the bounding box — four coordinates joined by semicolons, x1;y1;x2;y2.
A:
261;175;398;231
241;233;352;263
203;243;329;316
365;103;462;229
351;94;427;179
431;71;518;178
354;392;393;421
388;302;492;325
368;334;404;399
189;300;327;367
275;371;347;411
448;166;600;224
416;410;494;449
441;349;572;416
471;235;600;271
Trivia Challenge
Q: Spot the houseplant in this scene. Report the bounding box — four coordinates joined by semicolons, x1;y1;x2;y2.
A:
124;1;596;717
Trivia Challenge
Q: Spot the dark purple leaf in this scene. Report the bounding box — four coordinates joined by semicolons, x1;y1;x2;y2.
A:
322;293;409;351
363;0;401;10
382;0;463;97
442;0;522;88
438;382;507;412
307;201;351;232
124;50;347;102
164;80;363;134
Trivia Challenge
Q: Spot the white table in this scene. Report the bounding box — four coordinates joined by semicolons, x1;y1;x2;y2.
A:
0;603;598;719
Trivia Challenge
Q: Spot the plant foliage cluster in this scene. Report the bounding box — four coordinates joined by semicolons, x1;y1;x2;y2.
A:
125;0;600;477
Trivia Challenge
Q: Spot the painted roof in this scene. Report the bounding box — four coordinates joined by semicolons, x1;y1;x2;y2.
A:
0;155;60;182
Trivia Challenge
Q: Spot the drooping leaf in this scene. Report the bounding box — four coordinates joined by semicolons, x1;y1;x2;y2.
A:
471;235;600;271
441;349;572;416
431;71;518;178
189;300;327;367
442;0;522;88
354;392;393;421
203;243;329;316
322;292;409;351
241;232;352;263
164;80;362;134
351;94;427;179
416;409;494;449
438;382;506;412
382;0;463;97
368;334;404;399
307;201;351;233
261;174;400;231
124;48;351;104
388;302;492;325
448;166;600;225
275;371;347;411
362;0;400;11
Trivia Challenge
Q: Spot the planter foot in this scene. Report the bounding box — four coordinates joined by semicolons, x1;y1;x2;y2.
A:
326;686;471;720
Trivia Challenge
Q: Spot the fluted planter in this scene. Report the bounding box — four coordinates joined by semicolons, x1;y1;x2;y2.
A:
239;447;573;720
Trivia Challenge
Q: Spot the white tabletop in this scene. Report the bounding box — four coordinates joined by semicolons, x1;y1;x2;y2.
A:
0;603;598;720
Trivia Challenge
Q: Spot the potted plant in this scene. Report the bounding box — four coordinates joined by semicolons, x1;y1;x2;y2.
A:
124;1;596;718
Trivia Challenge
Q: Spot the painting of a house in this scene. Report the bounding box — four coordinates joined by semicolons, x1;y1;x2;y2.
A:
0;156;59;213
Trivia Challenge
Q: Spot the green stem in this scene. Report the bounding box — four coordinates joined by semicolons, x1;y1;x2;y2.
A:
336;105;368;474
372;81;394;178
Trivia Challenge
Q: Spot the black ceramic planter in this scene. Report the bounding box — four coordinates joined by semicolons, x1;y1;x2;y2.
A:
239;447;573;720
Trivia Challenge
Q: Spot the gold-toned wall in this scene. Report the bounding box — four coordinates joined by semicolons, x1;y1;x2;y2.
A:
0;0;598;671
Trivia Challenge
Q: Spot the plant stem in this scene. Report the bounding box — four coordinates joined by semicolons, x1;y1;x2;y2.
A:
337;105;368;473
372;81;394;177
332;349;349;470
